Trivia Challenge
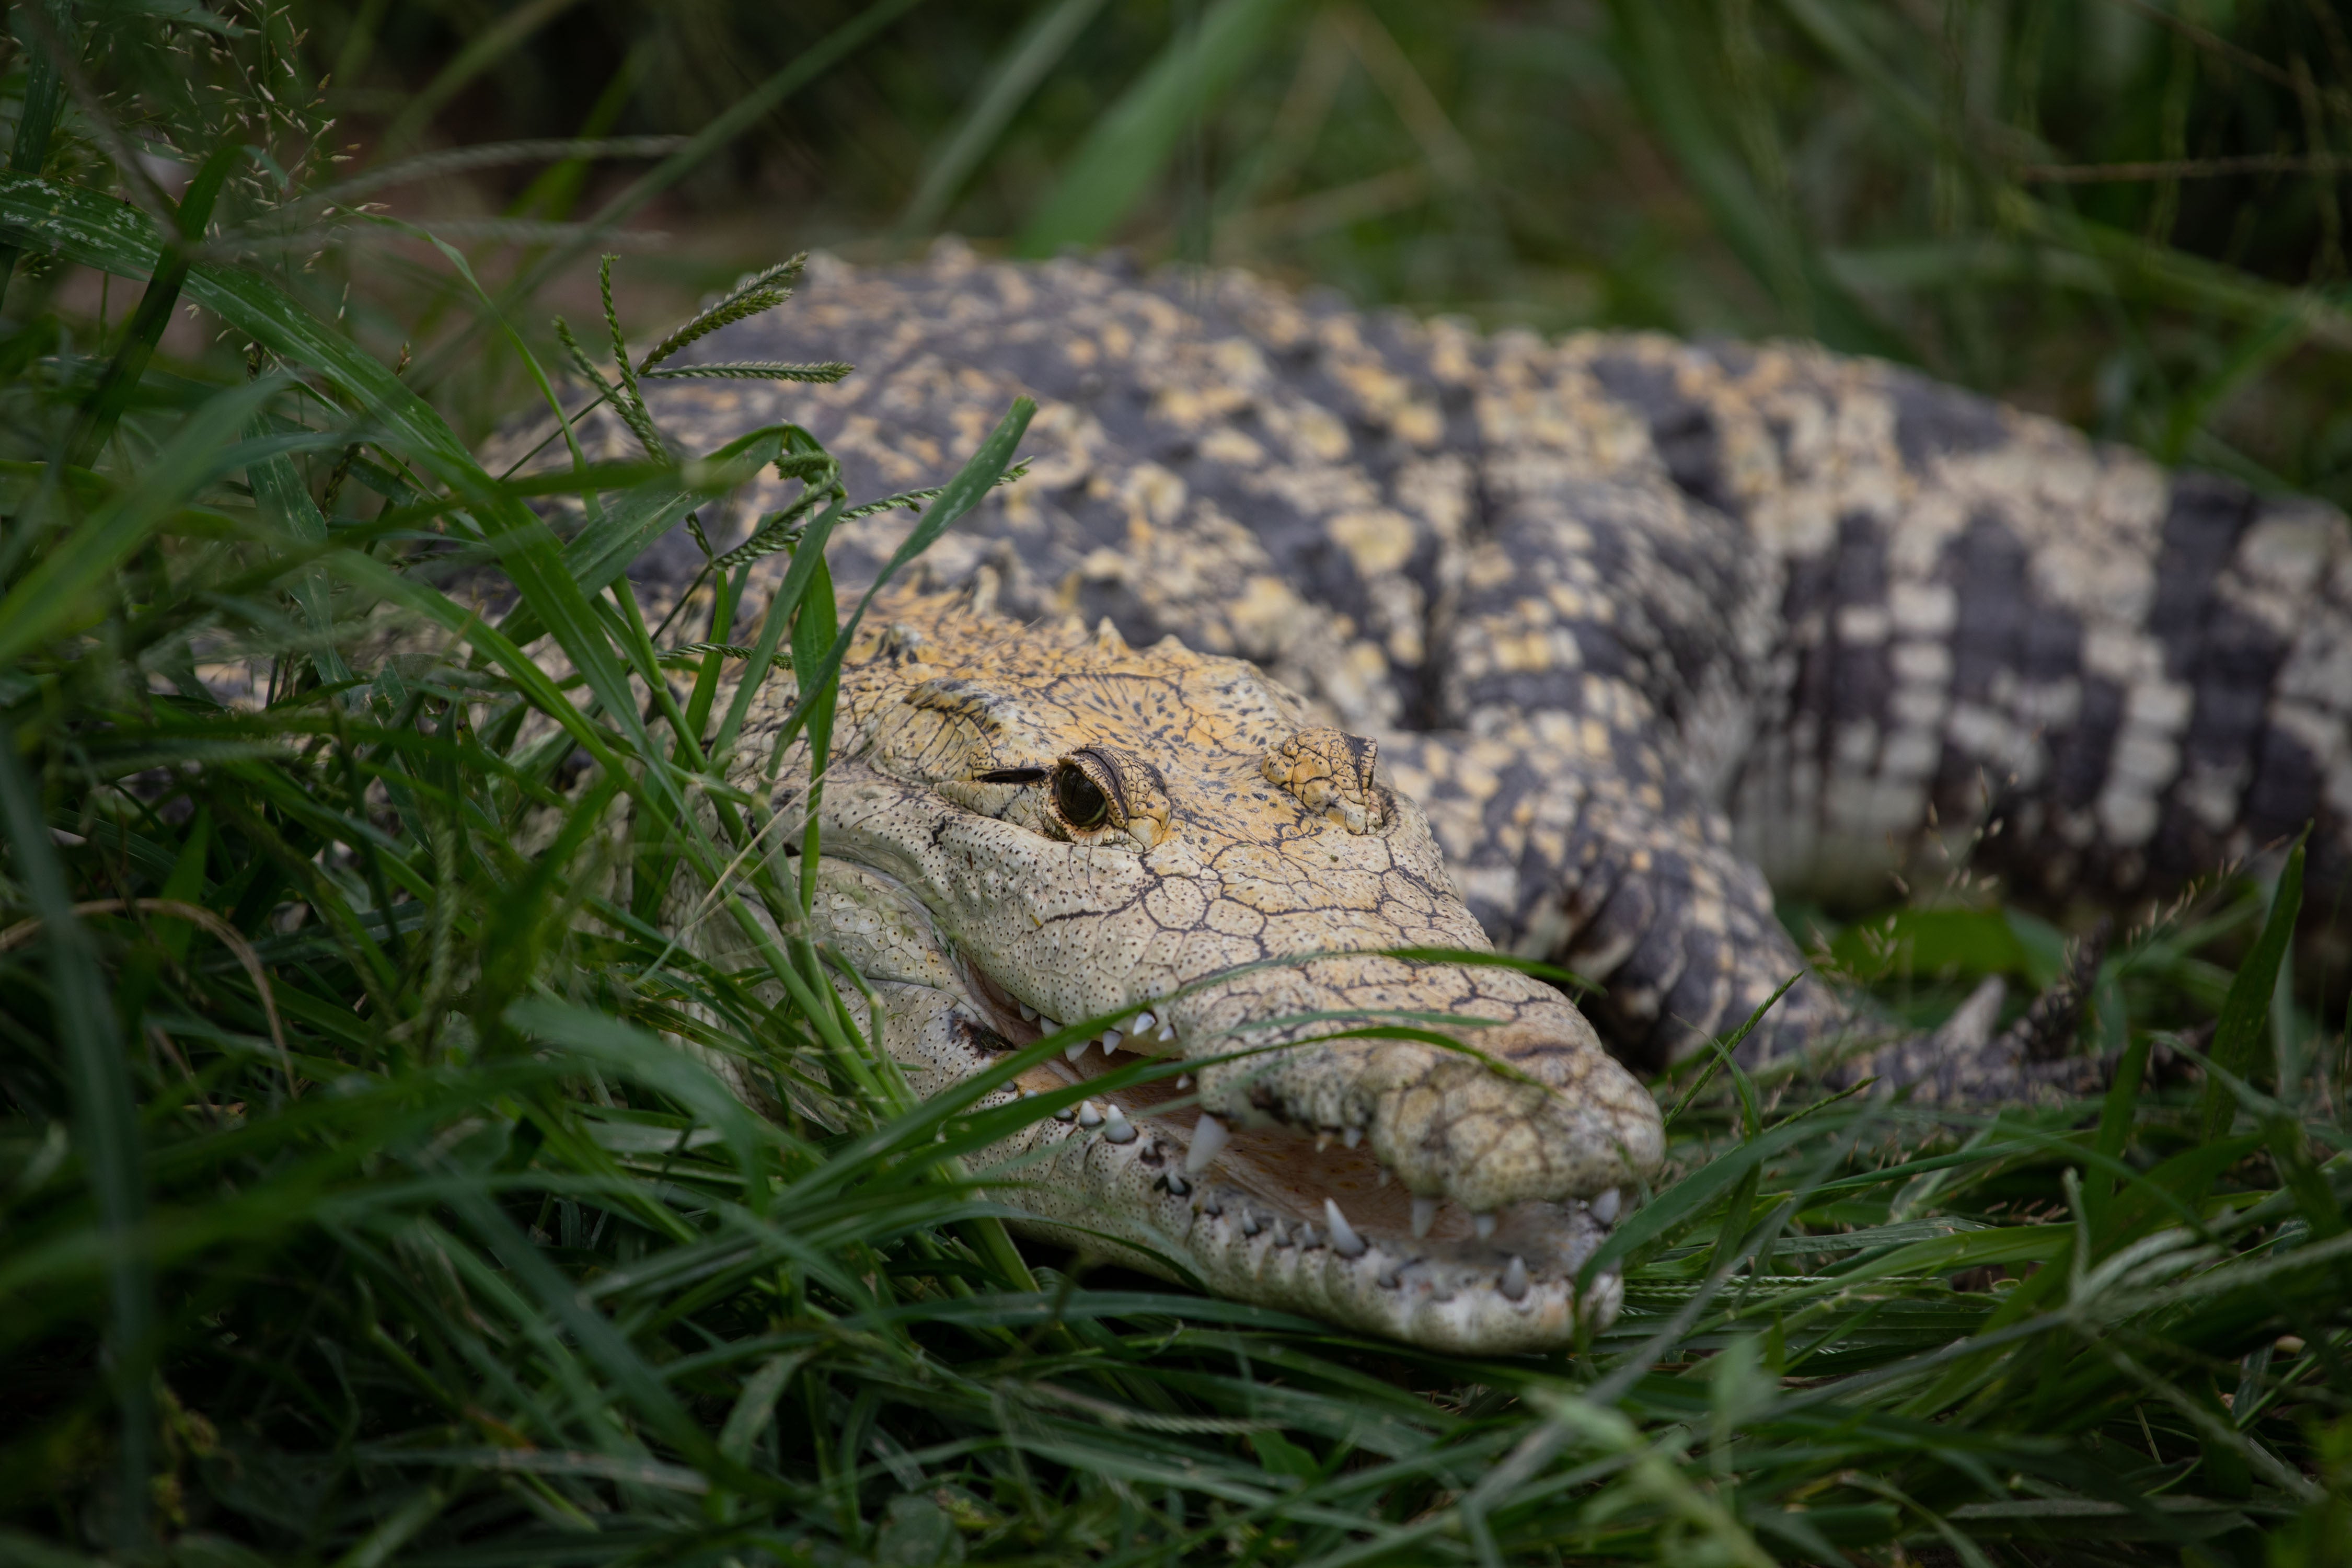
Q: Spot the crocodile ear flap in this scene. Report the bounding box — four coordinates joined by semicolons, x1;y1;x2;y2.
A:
1263;727;1391;834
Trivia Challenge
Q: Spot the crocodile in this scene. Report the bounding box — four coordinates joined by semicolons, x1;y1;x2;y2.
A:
554;243;2352;1351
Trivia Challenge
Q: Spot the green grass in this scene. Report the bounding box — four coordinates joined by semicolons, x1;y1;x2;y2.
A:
2;2;2350;1563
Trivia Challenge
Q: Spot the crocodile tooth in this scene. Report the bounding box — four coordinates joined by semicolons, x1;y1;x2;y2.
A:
1065;1037;1091;1062
1271;1218;1293;1247
1018;1002;1037;1021
1184;1113;1230;1173
1165;1169;1190;1196
1040;1016;1062;1034
1323;1198;1366;1259
1298;1223;1322;1249
1053;1105;1077;1123
1411;1197;1438;1238
1501;1255;1529;1302
1133;1010;1155;1033
1175;1074;1191;1090
1154;1020;1176;1043
1590;1187;1622;1224
1102;1106;1138;1144
1472;1210;1497;1241
1103;1027;1123;1053
1078;1100;1104;1129
1342;1126;1361;1149
1375;1256;1401;1288
1375;1167;1389;1186
1315;1132;1333;1154
1240;1210;1262;1236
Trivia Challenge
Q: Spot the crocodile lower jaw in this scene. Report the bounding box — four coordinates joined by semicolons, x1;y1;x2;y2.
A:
962;963;1628;1350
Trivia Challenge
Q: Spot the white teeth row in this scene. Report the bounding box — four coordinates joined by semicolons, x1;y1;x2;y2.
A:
1033;1090;1617;1311
1182;1184;1554;1305
1045;1009;1177;1062
1050;1082;1625;1274
1149;1108;1627;1244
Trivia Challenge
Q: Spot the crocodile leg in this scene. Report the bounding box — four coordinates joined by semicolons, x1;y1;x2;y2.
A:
1385;726;1844;1074
1401;438;1842;1070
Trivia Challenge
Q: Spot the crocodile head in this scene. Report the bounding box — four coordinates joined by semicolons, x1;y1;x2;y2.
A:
734;589;1664;1351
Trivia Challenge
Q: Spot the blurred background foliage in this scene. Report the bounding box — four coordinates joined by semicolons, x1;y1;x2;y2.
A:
12;0;2352;498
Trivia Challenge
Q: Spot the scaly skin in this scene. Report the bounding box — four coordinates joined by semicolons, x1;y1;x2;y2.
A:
520;245;2352;1350
691;593;1657;1352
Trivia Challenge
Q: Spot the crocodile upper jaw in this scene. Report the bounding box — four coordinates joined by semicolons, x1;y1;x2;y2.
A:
949;938;1632;1347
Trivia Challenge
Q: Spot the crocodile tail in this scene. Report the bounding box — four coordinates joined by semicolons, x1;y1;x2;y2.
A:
1571;332;2351;959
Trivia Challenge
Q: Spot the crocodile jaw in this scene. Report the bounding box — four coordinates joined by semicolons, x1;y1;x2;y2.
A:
964;967;1633;1352
994;1083;1627;1354
800;856;1643;1350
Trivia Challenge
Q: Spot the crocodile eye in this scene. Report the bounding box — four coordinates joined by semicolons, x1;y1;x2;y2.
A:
1052;762;1111;830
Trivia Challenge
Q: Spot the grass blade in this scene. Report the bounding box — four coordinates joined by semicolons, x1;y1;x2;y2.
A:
0;745;151;1547
0;0;71;313
1016;0;1300;255
2197;831;2306;1143
415;0;928;392
898;0;1110;237
758;398;1034;762
375;0;591;157
65;138;243;467
0;378;287;668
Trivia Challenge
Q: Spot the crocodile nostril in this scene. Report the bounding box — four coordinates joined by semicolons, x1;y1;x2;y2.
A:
1262;727;1389;833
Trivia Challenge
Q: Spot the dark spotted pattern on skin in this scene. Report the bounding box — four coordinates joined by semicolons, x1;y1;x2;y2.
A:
552;243;2350;1077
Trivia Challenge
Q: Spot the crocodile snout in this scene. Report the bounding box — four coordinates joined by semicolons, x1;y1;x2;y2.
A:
1169;966;1661;1218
